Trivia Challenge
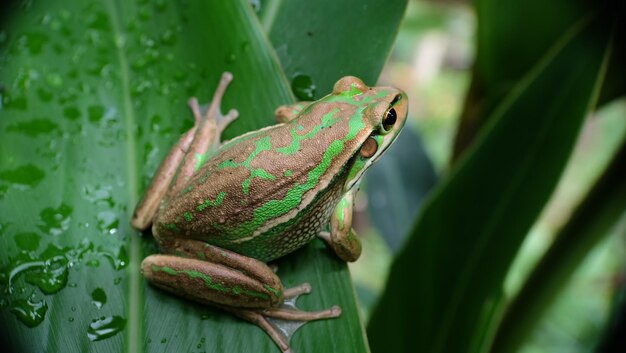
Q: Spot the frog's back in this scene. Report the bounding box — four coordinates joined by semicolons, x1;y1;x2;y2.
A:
154;102;369;261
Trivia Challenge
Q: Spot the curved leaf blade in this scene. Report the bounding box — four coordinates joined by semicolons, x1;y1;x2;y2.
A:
262;0;408;99
367;14;613;353
490;137;626;352
0;0;369;352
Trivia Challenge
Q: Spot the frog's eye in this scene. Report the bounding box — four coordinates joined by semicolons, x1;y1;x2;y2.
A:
382;108;397;132
359;137;378;158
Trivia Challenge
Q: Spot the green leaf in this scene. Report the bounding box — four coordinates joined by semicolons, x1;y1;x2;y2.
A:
452;0;625;160
0;0;404;352
490;137;626;352
367;13;614;353
262;0;408;99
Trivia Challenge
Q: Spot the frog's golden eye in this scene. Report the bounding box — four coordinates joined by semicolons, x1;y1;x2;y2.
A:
359;137;378;158
382;108;397;132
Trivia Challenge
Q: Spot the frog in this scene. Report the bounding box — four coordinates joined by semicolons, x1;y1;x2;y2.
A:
131;72;408;352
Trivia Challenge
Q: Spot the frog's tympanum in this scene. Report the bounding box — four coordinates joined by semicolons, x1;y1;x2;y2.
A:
131;73;408;352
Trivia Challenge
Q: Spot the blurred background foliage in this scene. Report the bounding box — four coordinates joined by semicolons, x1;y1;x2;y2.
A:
361;1;625;353
1;0;625;352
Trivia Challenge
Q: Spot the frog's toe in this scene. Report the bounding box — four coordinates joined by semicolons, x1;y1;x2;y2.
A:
284;283;312;298
263;304;342;321
216;108;239;136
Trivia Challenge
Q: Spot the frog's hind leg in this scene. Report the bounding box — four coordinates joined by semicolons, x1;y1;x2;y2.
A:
167;72;239;197
131;112;201;230
145;238;341;353
131;73;238;230
231;283;341;353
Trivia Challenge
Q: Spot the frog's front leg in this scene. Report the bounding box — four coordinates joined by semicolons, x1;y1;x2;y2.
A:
319;190;362;262
274;101;312;123
142;238;340;352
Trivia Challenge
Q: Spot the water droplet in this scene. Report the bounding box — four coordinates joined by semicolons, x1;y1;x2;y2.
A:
91;288;107;309
249;0;261;13
96;210;119;235
291;74;316;100
87;105;105;123
82;184;115;207
37;88;53;102
63;106;80;121
115;35;126;49
23;32;49;55
46;73;63;87
0;185;8;199
85;259;100;267
24;254;69;294
87;316;127;341
225;52;236;64
160;29;176;46
10;297;48;327
86;12;110;31
68;317;74;322
113;277;122;285
155;0;167;11
131;80;153;97
160;338;167;344
3;94;28;110
0;165;46;190
14;232;41;252
38;203;72;236
173;70;188;82
138;6;151;21
6;118;60;137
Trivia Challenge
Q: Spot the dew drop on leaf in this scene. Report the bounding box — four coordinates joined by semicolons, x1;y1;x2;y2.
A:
37;203;72;236
91;287;107;309
0;164;46;190
291;74;316;100
87;315;127;341
10;297;48;328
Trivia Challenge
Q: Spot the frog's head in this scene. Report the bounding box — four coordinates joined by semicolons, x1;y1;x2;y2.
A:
331;76;408;191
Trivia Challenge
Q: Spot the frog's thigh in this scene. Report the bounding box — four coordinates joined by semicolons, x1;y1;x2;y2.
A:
274;101;312;123
142;251;283;309
319;191;362;262
161;237;282;292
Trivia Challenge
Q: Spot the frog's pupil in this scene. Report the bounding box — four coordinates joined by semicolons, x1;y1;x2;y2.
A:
384;108;397;130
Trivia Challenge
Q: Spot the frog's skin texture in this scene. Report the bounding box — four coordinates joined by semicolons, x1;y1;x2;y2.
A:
132;73;407;352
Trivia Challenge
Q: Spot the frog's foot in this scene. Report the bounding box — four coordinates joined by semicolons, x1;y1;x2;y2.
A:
274;101;312;123
231;283;341;353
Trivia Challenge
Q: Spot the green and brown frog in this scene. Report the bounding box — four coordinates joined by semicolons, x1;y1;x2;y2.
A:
131;73;408;352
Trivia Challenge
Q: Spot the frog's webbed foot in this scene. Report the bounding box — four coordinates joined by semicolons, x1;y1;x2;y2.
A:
187;72;239;139
231;283;341;353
